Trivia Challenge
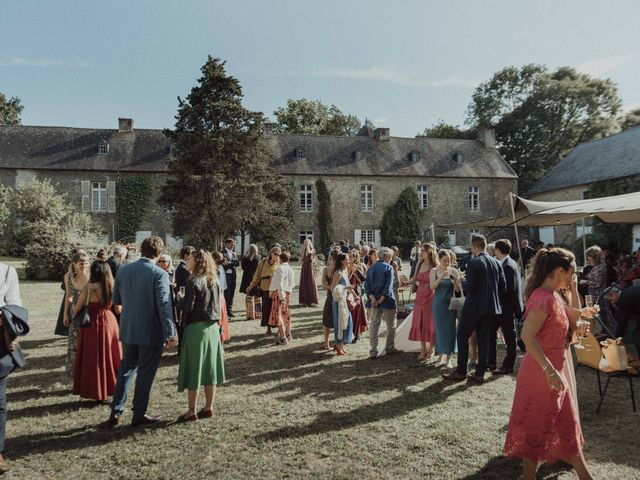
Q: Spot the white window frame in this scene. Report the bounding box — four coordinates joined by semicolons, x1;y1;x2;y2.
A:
361;184;373;212
447;229;456;246
299;184;313;212
98;142;109;154
469;186;480;212
360;229;375;244
91;181;107;213
295;148;305;159
299;230;314;245
469;229;480;243
417;185;428;209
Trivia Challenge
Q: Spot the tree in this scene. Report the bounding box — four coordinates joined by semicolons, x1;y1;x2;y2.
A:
379;188;421;258
273;99;361;136
0;185;11;236
466;65;622;193
160;56;291;249
0;92;23;125
621;108;640;131
417;119;475;139
315;178;334;248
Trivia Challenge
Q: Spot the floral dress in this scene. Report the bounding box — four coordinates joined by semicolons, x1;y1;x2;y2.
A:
66;282;82;377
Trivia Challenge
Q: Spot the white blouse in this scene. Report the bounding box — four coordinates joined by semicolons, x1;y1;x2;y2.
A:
269;263;295;299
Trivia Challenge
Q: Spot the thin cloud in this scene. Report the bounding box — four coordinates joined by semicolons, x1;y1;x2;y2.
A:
276;65;477;88
577;54;637;77
0;55;91;68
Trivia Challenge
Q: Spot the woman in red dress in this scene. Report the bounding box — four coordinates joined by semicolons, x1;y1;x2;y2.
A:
504;248;595;480
347;250;368;342
406;244;438;362
73;261;122;402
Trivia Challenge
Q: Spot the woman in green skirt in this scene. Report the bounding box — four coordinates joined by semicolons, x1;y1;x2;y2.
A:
176;249;226;421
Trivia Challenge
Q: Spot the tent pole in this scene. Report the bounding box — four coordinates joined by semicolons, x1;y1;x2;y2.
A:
582;218;587;266
509;193;524;275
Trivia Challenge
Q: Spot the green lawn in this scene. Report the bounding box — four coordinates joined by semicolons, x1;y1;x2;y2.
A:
4;260;639;479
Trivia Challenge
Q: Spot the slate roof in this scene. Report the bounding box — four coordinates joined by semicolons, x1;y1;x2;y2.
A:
0;124;517;179
529;125;640;195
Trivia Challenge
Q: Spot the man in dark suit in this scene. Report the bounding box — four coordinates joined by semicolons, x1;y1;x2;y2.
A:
222;238;240;317
443;234;506;384
174;246;195;350
106;245;127;280
488;239;523;375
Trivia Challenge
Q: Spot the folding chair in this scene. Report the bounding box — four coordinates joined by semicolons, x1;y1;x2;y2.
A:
574;333;637;414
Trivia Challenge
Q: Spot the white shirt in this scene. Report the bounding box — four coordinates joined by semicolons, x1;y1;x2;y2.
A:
0;263;21;308
269;263;295;299
217;265;228;291
410;246;419;261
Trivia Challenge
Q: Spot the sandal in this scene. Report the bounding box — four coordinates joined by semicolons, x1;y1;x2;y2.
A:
177;411;198;422
319;344;330;350
275;337;288;345
197;409;213;419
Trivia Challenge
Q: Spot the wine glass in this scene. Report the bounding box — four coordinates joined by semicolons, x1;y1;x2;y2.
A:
574;319;589;349
584;295;593;309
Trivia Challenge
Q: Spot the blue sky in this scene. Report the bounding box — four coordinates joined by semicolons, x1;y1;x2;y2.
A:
1;0;639;137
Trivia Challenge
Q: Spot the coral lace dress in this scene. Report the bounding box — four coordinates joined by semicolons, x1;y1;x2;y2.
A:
408;271;435;344
503;288;584;464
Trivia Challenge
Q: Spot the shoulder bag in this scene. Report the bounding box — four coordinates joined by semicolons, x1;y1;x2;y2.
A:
448;290;465;311
72;286;91;328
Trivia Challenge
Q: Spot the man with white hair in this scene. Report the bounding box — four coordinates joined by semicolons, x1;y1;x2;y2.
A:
107;245;127;279
364;247;399;359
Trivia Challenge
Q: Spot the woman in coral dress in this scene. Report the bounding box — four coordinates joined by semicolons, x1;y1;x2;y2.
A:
504;248;595;480
73;260;122;402
406;244;438;362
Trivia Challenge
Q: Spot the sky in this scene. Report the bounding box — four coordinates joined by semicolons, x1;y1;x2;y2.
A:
1;0;639;137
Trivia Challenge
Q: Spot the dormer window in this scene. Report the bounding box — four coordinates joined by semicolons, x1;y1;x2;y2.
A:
98;141;109;154
453;152;464;164
168;143;176;155
295;147;305;159
354;150;364;161
409;151;420;163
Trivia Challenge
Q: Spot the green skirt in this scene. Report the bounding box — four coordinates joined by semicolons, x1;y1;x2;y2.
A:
177;321;226;392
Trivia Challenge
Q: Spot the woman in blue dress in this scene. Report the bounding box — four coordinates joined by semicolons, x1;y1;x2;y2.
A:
430;249;461;368
330;253;354;356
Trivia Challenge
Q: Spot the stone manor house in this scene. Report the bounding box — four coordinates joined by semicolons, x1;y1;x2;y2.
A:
0;118;517;252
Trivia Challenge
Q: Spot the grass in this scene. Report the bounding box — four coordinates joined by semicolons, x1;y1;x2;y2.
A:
4;259;640;479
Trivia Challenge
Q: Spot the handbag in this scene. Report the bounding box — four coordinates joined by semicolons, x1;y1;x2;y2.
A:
448;290;465;311
72;288;91;328
599;337;629;371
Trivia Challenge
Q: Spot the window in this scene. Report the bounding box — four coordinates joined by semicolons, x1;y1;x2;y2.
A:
470;229;480;243
299;231;314;245
295;147;305;159
360;229;375;244
91;182;107;212
98;142;109;154
409;151;420;163
453;152;464;164
417;185;428;209
354;150;364;161
468;186;479;212
299;184;313;212
447;229;456;246
361;184;373;212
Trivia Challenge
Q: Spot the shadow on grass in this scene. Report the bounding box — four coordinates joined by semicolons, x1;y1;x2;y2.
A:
21;337;66;349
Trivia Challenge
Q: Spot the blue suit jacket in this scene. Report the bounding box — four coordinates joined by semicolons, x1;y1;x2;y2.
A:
113;258;176;346
462;252;506;316
364;260;396;309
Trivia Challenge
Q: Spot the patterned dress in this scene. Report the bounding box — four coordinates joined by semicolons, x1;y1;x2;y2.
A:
66;282;82;377
504;288;584;464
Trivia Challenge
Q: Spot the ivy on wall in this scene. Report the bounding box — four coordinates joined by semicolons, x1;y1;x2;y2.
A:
116;175;153;243
316;178;334;248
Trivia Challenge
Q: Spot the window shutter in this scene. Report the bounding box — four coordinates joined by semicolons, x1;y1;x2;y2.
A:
374;230;381;247
81;180;90;212
107;180;116;213
354;229;361;245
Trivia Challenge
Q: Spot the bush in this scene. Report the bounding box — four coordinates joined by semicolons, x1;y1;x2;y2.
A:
253;239;302;262
380;187;421;260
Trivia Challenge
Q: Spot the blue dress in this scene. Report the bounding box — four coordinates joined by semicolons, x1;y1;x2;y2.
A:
332;277;354;345
433;277;457;355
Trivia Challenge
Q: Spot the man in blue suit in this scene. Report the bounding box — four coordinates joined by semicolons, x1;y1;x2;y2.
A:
488;239;523;375
443;234;506;384
109;236;177;427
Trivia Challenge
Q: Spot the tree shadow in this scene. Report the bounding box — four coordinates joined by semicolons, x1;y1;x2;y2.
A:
8;399;106;420
20;337;66;349
457;455;574;479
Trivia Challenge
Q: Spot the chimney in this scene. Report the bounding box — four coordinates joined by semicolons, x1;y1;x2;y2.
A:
262;122;276;135
478;128;496;149
374;127;390;142
118;118;134;133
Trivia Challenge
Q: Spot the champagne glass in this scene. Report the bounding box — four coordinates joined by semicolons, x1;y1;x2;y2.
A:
574;319;589;349
584;294;593;309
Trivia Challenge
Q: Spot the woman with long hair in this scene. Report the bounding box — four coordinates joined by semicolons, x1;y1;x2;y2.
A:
298;239;319;307
211;251;230;342
72;261;122;401
430;250;460;367
177;250;225;421
504;248;595;480
239;244;261;320
248;245;281;336
320;250;340;350
407;244;438;362
330;253;354;355
64;251;90;377
269;251;295;345
348;250;368;342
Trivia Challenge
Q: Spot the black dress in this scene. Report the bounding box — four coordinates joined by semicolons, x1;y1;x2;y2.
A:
54;280;68;336
240;256;260;294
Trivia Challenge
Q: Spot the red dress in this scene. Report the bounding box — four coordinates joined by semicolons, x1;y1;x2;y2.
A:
408;271;435;344
219;295;230;342
73;302;122;401
349;271;368;337
504;288;584;464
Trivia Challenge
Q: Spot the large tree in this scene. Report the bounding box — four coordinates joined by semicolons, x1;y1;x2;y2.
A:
160;56;290;249
379;188;421;258
417;119;475;139
0;92;23;125
466;65;621;193
273;98;361;136
621;107;640;131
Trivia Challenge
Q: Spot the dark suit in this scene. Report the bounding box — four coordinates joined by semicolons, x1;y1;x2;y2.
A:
222;249;239;315
106;256;121;280
456;251;506;377
488;256;522;371
174;260;190;348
